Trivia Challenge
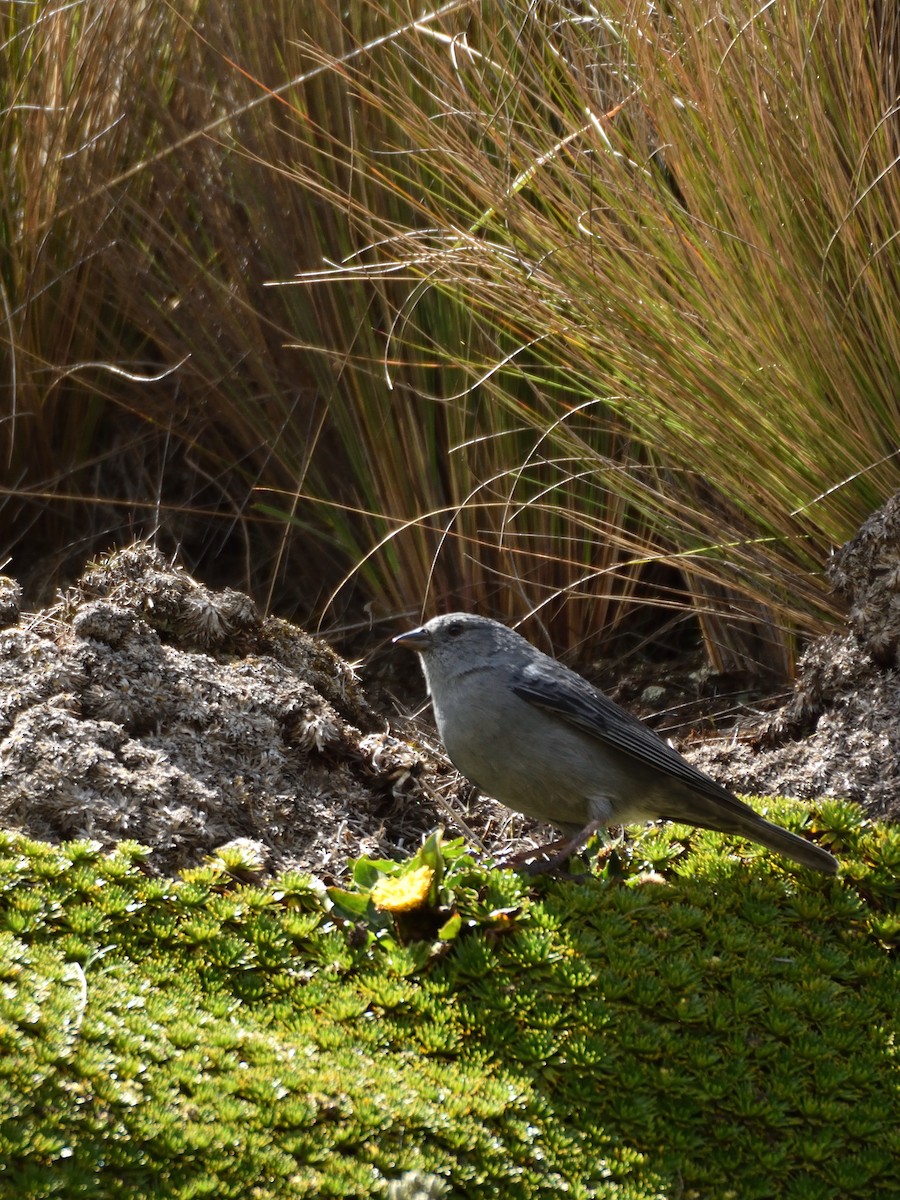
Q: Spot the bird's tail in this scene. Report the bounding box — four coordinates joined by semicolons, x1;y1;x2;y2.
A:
734;814;838;875
661;788;839;875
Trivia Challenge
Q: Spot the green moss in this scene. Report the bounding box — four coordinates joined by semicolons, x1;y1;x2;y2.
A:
0;801;896;1198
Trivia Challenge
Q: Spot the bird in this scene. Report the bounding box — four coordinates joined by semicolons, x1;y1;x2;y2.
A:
394;612;838;875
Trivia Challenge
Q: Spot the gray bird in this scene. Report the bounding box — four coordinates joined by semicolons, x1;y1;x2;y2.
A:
394;612;838;875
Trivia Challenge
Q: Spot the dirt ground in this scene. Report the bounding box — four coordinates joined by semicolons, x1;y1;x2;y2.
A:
0;543;527;878
1;497;897;879
687;493;900;823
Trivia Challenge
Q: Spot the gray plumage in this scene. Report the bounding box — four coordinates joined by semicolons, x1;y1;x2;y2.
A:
394;612;837;875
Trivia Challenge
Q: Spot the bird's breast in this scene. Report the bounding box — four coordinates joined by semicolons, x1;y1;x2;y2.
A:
426;667;603;827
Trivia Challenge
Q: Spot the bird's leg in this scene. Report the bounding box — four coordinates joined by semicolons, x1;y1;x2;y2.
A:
501;819;607;876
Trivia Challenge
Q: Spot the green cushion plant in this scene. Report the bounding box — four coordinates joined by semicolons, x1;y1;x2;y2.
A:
0;799;896;1198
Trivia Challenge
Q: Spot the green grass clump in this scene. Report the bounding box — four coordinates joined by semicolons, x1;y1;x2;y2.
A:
0;805;897;1199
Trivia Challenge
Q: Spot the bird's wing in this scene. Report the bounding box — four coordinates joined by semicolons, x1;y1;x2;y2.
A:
512;660;736;805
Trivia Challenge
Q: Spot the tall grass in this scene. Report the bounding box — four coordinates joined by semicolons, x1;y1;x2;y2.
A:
287;0;900;668
1;1;897;674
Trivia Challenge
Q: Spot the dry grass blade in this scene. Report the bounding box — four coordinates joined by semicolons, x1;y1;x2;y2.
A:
284;0;900;669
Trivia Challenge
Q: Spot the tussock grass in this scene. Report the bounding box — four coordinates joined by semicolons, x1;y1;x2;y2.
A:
288;1;900;666
2;2;898;671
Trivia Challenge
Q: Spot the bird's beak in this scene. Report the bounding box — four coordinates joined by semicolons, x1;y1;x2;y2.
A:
393;625;431;651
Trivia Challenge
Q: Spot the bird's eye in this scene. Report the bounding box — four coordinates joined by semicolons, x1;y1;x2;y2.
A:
447;621;465;637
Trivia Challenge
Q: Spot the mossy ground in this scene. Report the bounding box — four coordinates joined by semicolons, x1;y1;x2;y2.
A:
0;797;897;1199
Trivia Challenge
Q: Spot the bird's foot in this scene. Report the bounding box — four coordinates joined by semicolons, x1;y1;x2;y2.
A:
499;819;607;876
